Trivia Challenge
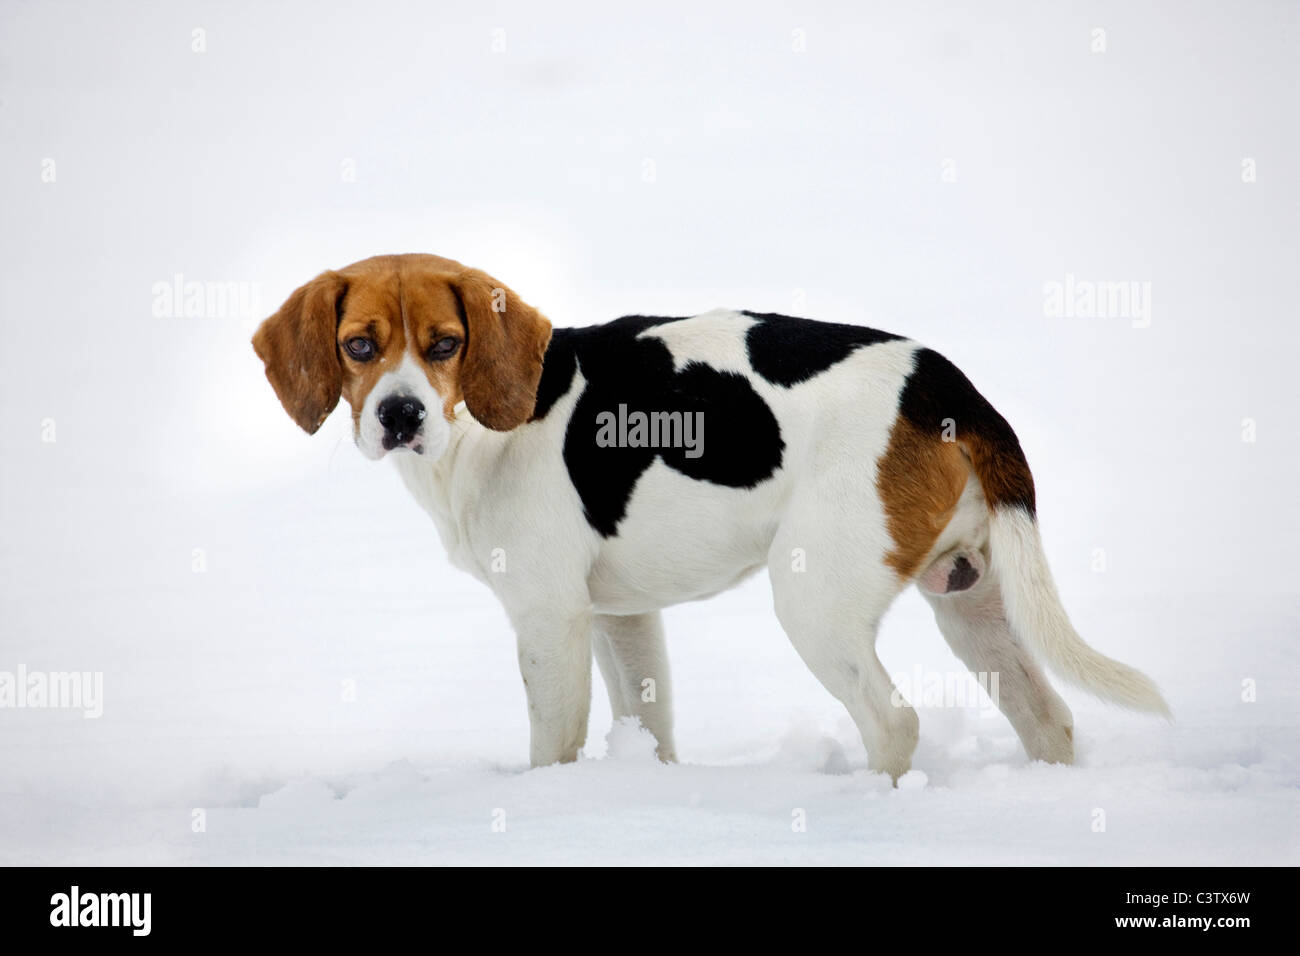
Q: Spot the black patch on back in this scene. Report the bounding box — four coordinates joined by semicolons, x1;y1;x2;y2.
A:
945;555;979;592
743;311;904;387
531;315;785;537
896;348;1036;515
531;315;683;422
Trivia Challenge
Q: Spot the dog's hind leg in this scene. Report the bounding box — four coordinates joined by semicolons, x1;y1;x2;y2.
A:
922;563;1075;764
768;511;918;782
592;611;677;762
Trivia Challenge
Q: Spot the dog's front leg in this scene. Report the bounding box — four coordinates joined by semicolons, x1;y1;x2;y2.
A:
514;609;593;767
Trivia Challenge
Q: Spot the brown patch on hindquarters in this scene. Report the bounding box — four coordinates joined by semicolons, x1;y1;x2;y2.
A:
876;416;970;579
879;347;1039;580
893;348;1037;515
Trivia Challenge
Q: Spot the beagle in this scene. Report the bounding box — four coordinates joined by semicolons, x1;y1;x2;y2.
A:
253;253;1169;780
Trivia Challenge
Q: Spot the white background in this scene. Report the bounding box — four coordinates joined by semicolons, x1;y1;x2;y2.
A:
1;0;1296;863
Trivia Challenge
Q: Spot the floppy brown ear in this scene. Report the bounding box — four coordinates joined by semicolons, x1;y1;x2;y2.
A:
452;268;553;431
251;271;347;434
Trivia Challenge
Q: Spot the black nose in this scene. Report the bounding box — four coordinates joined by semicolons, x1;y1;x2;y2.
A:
377;395;426;448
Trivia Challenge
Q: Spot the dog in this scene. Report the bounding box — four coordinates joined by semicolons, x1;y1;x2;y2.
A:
253;253;1169;780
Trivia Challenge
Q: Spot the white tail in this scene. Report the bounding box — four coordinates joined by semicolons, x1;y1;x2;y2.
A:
988;506;1171;717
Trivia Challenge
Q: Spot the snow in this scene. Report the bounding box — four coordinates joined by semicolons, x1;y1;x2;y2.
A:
1;477;1294;864
1;0;1298;864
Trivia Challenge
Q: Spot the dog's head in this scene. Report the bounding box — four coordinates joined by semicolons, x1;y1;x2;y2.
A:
252;254;552;460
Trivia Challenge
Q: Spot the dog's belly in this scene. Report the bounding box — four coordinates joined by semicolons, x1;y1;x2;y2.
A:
586;460;787;615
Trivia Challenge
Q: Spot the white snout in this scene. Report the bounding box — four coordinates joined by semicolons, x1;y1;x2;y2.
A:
355;354;451;461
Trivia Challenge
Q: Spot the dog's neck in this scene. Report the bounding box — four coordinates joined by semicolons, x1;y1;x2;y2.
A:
389;401;489;572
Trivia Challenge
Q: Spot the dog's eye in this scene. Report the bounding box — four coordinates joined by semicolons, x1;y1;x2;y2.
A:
344;337;376;361
428;336;460;360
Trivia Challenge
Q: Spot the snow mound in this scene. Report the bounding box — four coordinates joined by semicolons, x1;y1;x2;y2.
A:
604;717;660;762
257;778;339;811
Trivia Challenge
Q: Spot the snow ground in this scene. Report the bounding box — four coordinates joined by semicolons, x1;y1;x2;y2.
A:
1;0;1298;864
